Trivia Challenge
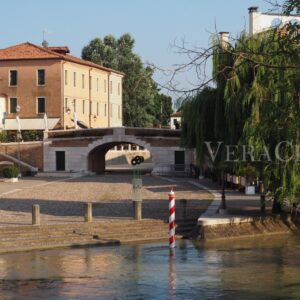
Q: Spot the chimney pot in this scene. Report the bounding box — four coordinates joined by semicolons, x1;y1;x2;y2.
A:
248;6;258;13
219;32;230;49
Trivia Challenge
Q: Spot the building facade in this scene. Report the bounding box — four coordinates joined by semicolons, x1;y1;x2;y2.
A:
248;6;300;35
0;42;123;131
170;111;181;129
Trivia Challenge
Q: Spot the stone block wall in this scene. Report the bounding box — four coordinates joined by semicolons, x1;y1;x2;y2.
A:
0;141;44;170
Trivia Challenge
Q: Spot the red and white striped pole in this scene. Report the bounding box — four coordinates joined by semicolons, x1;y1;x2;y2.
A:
169;188;176;249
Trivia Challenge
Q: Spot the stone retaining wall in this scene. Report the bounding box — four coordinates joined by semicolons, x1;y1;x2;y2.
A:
0;142;43;170
197;216;299;241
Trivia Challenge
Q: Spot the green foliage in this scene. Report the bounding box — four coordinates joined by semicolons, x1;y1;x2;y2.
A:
3;165;19;178
236;165;258;180
82;33;172;127
181;87;217;164
0;131;8;142
22;131;43;141
283;0;300;14
182;13;300;212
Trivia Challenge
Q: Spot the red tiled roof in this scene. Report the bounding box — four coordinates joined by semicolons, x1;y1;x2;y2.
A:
47;46;70;54
170;111;182;117
0;42;60;60
0;42;124;76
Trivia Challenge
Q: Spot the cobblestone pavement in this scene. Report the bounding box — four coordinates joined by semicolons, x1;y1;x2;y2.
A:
0;174;213;226
195;177;272;216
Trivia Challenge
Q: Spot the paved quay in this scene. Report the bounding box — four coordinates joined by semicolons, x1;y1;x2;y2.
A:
0;174;212;226
0;173;214;252
157;176;274;225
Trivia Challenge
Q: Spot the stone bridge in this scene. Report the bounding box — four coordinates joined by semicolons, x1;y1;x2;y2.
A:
44;127;194;174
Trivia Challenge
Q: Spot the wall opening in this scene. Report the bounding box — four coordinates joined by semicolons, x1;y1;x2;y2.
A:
56;151;65;171
88;142;152;174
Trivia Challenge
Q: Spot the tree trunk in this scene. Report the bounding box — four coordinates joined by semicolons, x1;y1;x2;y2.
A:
272;195;282;214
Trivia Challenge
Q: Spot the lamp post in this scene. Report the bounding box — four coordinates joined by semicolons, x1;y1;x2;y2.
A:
221;168;226;210
16;105;22;177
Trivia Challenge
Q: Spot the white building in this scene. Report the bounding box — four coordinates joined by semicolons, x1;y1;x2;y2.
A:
170;112;181;129
249;6;300;35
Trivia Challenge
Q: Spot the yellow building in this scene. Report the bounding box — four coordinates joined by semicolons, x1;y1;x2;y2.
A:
0;42;123;131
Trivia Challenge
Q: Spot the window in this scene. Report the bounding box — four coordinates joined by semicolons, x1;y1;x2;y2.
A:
105;104;107;116
110;81;113;94
65;70;68;85
37;69;45;85
9;98;17;113
97;78;99;92
104;80;107;93
37;97;46;113
65;98;68;111
73;72;76;87
97;102;99;116
82;74;85;89
82;100;85;114
118;105;121;119
9;70;17;86
118;83;121;95
73;99;76;112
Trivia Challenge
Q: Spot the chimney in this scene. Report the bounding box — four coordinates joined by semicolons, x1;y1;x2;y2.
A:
219;32;230;49
248;6;258;13
249;6;259;35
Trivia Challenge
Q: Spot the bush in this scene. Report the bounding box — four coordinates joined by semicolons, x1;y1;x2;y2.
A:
3;165;19;178
0;131;8;142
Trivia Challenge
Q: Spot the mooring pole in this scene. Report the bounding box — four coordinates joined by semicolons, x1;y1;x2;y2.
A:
169;188;176;249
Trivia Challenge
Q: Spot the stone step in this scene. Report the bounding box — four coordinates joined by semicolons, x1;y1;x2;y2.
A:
0;225;169;242
0;220;176;253
97;229;169;240
0;220;167;234
0;223;168;239
0;238;120;254
0;229;170;249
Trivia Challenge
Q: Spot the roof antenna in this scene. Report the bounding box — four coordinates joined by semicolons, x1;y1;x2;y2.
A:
42;29;49;48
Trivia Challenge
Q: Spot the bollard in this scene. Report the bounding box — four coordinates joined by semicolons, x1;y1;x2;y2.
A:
133;200;142;220
221;188;226;210
84;202;93;222
32;204;40;225
169;188;176;249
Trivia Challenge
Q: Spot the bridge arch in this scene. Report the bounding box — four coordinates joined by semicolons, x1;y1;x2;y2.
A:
87;135;153;173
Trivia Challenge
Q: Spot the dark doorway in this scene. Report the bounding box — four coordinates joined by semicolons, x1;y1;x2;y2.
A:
56;151;65;171
174;151;185;171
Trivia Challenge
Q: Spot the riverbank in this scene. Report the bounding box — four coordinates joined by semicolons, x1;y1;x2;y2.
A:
0;174;298;254
194;176;300;241
0;174;212;253
197;215;299;241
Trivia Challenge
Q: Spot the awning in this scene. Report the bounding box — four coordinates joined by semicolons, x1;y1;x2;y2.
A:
3;118;60;130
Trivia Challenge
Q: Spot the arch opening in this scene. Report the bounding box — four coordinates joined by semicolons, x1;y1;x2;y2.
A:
88;142;153;174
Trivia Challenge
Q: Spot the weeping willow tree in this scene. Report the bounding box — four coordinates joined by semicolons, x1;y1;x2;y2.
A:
181;36;233;174
224;28;300;212
182;25;300;212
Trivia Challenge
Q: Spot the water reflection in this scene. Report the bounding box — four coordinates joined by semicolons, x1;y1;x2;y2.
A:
0;235;299;299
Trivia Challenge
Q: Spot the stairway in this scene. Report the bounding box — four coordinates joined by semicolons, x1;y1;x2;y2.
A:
0;219;170;253
175;217;199;239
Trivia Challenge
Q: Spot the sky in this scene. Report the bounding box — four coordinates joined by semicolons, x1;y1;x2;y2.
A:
0;0;281;99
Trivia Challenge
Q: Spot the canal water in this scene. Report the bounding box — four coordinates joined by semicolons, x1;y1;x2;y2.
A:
0;235;300;300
